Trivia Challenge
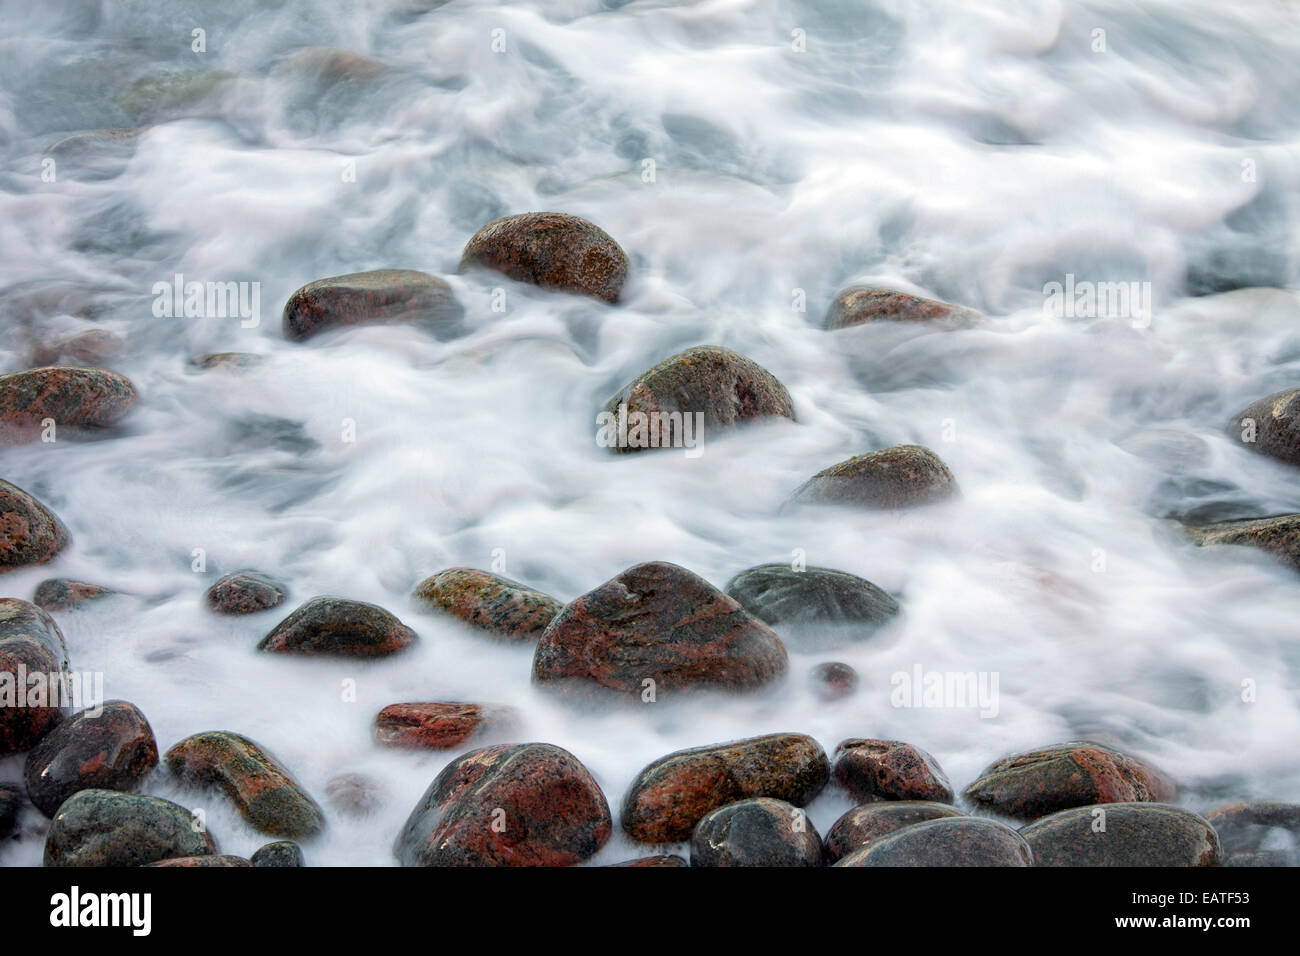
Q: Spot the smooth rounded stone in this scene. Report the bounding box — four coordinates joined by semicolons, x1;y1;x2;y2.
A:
0;599;69;755
810;662;859;701
412;568;562;643
206;570;287;615
1022;803;1221;867
0;480;72;571
459;212;628;303
725;564;898;648
824;801;967;862
532;561;788;698
115;70;237;121
23;700;159;817
0;366;137;445
146;855;251;867
608;854;689;867
251;841;304;867
1186;514;1300;573
826;287;982;330
833;739;955;804
621;733;830;843
164;731;325;839
282;269;462;342
43;789;215;867
374;701;517;749
0;783;22;837
1204;802;1300;864
1229;387;1300;467
258;596;417;657
189;352;265;372
33;579;114;611
690;797;823;867
28;330;126;368
835;817;1033;866
600;346;794;453
325;773;384;818
963;740;1177;821
791;444;958;510
395;743;612;866
274;47;390;84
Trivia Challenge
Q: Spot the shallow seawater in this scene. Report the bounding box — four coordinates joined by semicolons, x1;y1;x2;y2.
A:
1;0;1300;864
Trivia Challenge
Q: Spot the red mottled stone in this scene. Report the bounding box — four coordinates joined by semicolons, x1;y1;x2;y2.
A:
792;444;958;509
1022;803;1220;866
146;855;251;867
374;702;517;750
0;599;69;754
28;329;126;368
23;700;159;816
33;578;113;611
412;568;561;643
165;731;325;838
608;854;689;867
0;366;136;445
282;269;461;342
834;817;1032;866
325;773;384;817
0;480;71;572
258;596;416;657
963;741;1177;821
824;801;966;862
459;212;628;304
832;739;955;804
826;287;981;330
621;733;830;843
395;742;612;866
810;662;859;700
206;570;286;614
532;562;788;697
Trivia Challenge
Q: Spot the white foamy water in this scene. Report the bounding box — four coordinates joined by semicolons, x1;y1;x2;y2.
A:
2;0;1300;865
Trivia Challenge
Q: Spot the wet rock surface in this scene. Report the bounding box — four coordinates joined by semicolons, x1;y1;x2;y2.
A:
0;599;69;755
258;597;417;657
282;269;462;342
0;783;22;838
0;480;72;572
1204;802;1300;866
608;854;689;867
824;800;967;862
374;702;517;750
206;570;287;614
147;854;251;867
810;662;859;701
826;287;982;330
251;840;305;867
43;789;215;867
164;731;325;838
412;568;562;643
1022;803;1221;866
1186;514;1300;572
532;562;788;697
600;346;794;453
1230;387;1300;467
791;444;958;509
690;797;823;867
835;817;1033;866
621;733;830;843
459;212;628;303
395;742;611;866
0;366;137;445
23;700;159;816
33;578;114;611
725;564;898;647
963;741;1177;820
833;739;955;803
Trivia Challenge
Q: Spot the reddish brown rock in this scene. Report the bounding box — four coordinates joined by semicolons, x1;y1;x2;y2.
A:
826;287;981;330
325;773;384;818
164;731;325;838
412;568;561;643
258;596;416;657
0;366;137;444
608;854;689;867
835;817;1032;866
532;562;788;698
146;855;251;867
824;801;966;862
621;733;830;843
395;743;612;866
963;741;1177;821
810;662;859;701
189;352;264;372
282;269;462;342
23;700;159;816
0;480;71;572
275;47;390;85
791;444;958;509
460;212;628;304
28;329;126;368
600;346;794;453
1229;387;1300;467
0;599;69;755
206;570;286;615
33;578;114;611
374;702;517;750
832;739;955;804
1022;803;1220;866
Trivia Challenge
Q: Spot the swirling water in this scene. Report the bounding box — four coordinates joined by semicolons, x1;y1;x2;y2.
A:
2;0;1300;864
